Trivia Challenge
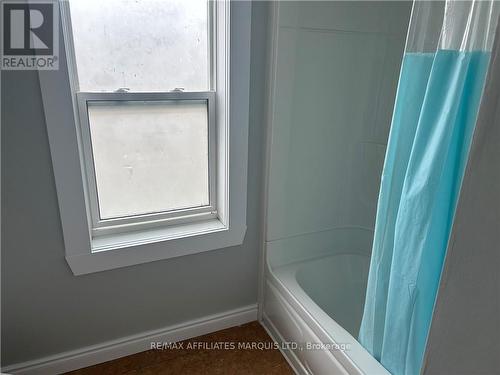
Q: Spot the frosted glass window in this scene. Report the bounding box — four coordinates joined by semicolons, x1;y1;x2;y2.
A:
69;0;209;92
87;101;209;219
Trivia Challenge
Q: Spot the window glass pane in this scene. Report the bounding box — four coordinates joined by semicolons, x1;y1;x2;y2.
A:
69;0;209;92
87;101;209;219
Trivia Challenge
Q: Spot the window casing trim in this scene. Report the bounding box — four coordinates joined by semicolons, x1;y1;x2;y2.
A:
39;0;251;275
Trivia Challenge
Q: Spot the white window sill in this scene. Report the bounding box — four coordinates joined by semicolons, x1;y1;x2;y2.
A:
66;221;247;275
92;218;227;252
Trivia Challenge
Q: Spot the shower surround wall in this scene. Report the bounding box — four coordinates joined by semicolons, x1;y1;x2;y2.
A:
266;1;409;242
261;2;411;373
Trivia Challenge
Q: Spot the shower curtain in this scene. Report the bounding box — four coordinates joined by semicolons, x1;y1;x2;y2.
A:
358;2;500;375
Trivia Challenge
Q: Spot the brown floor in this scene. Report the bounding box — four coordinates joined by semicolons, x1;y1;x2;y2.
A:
65;321;294;375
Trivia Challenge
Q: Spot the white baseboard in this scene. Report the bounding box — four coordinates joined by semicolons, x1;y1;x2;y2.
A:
2;304;258;375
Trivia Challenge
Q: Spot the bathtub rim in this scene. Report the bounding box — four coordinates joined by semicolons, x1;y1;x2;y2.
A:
262;248;391;375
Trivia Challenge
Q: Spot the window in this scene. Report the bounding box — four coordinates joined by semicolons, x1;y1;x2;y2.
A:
40;0;251;274
65;0;216;236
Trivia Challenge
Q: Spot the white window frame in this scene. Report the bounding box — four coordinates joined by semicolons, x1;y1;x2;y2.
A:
64;0;217;237
39;0;251;275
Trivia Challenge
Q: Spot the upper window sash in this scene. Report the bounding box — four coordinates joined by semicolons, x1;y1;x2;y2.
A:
61;0;215;93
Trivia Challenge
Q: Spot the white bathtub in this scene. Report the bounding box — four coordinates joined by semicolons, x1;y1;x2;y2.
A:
262;229;390;375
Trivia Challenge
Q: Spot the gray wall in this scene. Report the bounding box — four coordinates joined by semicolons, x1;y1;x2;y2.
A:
1;2;269;366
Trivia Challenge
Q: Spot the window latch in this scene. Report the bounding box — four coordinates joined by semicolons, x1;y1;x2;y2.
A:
171;88;185;92
115;87;130;93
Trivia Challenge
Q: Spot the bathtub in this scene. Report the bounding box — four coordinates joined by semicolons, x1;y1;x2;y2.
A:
261;229;390;375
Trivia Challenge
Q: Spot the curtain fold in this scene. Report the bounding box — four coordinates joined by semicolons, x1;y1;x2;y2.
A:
358;2;500;374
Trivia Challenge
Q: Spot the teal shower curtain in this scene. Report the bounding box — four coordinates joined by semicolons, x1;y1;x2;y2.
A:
358;2;500;375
